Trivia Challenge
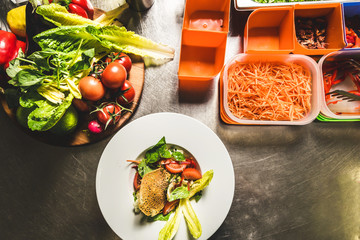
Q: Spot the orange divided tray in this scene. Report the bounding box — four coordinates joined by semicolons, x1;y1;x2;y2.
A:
244;3;346;55
178;0;231;94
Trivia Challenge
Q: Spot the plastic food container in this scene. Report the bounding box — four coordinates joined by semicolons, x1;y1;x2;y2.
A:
243;3;346;55
220;53;321;125
178;0;231;93
342;2;360;49
235;0;356;11
318;49;360;120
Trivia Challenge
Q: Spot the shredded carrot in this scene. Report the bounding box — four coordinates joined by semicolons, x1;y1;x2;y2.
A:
127;160;141;164
226;61;312;121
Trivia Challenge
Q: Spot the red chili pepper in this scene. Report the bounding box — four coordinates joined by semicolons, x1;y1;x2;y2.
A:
71;0;94;19
68;3;89;18
57;0;94;19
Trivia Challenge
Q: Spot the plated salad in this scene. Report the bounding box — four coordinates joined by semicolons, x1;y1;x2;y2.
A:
127;137;213;240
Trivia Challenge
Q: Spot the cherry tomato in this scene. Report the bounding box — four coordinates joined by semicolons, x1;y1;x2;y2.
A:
101;62;127;89
165;162;187;174
106;52;132;73
78;76;106;101
116;80;135;106
68;3;88;18
71;0;94;19
163;200;179;215
96;103;122;125
182;168;202;180
133;171;141;191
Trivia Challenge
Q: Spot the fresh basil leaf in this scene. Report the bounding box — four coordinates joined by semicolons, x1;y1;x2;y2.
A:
161;149;172;158
12;69;45;87
6;49;25;78
27;49;55;71
69;48;95;74
145;136;167;163
138;159;153;178
147;213;171;222
172;151;185;162
168;186;190;202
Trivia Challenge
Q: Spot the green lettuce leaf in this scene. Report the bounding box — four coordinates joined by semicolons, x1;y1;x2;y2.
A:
36;3;97;27
34;25;175;65
168;186;189;202
27;93;74;131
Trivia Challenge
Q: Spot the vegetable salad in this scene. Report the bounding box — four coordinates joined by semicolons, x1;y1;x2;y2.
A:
128;137;213;240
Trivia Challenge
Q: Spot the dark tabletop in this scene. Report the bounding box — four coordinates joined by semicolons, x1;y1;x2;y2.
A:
1;0;360;239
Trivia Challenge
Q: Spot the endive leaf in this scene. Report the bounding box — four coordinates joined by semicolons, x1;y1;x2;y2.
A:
189;170;214;198
181;198;202;239
158;203;182;240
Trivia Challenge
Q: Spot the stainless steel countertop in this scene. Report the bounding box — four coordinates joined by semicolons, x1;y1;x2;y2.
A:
1;0;360;239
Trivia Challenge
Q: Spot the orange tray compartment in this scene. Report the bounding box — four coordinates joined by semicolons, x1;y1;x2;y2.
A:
294;3;345;55
178;0;231;94
244;6;295;54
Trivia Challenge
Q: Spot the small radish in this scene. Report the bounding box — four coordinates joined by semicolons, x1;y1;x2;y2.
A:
88;120;103;134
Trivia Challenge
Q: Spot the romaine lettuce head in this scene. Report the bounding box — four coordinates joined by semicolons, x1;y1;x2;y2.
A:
34;25;175;65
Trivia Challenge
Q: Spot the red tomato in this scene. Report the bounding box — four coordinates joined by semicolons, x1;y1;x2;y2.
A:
101;62;127;89
78;76;106;101
163;200;179;215
182;168;202;180
96;103;122;125
71;0;94;19
106;52;132;73
133;171;141;191
116;80;135;106
68;3;89;18
165;162;187;174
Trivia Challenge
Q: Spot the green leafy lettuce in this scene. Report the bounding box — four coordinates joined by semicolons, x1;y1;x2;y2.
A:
137;137;186;178
6;45;94;131
168;186;189;202
33;25;175;65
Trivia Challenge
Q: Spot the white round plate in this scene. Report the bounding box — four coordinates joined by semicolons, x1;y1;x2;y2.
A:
96;112;235;240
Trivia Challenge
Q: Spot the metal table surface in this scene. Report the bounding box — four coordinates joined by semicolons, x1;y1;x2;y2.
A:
1;0;360;239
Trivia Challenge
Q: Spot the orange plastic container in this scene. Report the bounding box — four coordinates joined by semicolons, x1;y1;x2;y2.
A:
293;3;345;55
178;0;230;94
244;6;295;54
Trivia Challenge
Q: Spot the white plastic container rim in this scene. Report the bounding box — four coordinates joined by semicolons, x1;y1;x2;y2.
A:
318;50;360;119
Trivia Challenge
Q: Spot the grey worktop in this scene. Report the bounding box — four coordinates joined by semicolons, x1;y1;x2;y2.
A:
1;0;360;239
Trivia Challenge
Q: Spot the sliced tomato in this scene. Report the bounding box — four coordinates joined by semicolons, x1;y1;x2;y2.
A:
165;162;187;174
133;171;141;191
162;199;179;215
182;168;202;180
